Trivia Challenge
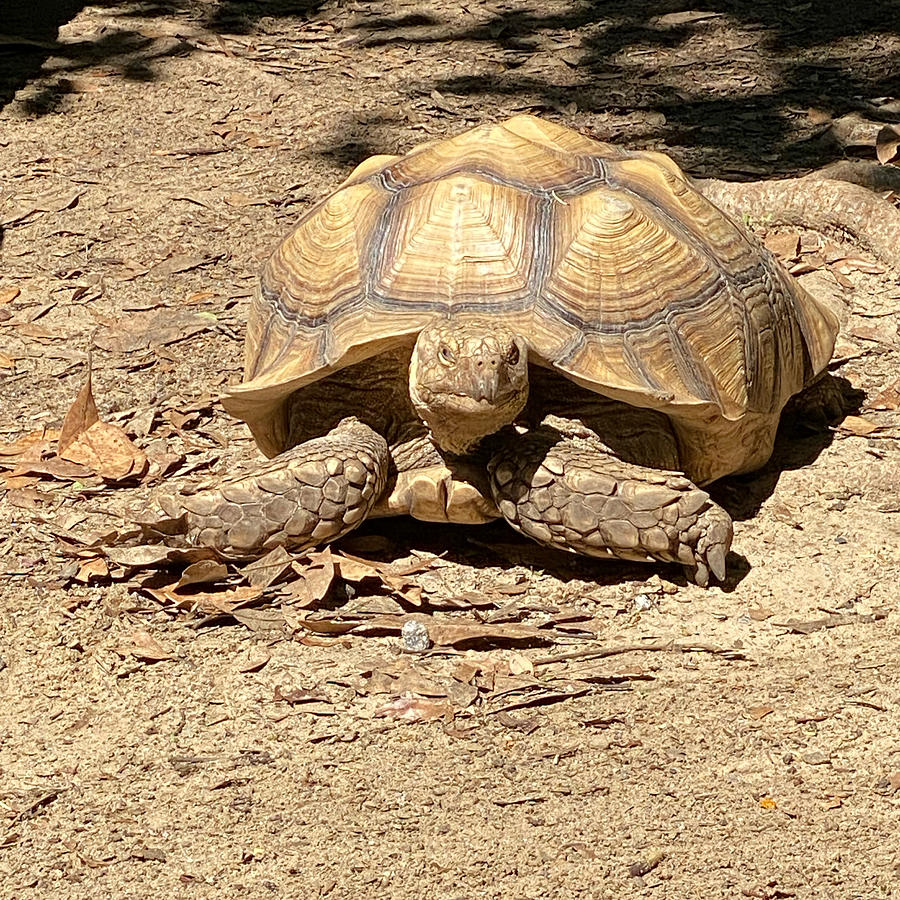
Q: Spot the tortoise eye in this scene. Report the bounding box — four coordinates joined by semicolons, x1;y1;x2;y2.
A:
507;344;520;365
439;344;456;365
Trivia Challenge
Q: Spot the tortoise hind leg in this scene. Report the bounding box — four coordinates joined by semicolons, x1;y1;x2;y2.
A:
160;418;389;557
488;424;732;586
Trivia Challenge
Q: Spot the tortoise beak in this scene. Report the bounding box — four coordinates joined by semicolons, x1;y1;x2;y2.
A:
473;370;499;403
462;356;512;404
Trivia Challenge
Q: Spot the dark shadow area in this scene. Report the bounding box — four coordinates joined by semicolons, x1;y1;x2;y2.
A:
340;0;900;174
1;0;88;108
710;374;864;524
0;0;325;112
338;511;753;592
0;0;194;110
202;0;326;34
5;0;898;175
339;515;680;592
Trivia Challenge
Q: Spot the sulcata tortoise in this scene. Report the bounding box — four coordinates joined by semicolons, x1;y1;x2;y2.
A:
163;115;839;586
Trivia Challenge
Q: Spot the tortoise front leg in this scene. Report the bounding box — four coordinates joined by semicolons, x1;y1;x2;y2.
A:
160;418;389;557
488;426;732;586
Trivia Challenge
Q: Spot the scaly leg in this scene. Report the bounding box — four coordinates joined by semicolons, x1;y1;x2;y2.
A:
159;417;389;557
488;425;732;586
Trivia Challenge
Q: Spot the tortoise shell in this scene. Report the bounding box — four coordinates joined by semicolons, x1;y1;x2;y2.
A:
223;115;837;458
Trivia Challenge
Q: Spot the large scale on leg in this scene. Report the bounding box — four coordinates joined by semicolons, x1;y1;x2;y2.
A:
162;115;840;586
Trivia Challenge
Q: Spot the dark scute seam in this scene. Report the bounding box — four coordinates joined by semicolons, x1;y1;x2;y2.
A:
381;160;607;199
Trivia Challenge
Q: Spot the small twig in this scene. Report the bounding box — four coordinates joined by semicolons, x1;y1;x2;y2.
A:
533;640;748;667
8;789;62;824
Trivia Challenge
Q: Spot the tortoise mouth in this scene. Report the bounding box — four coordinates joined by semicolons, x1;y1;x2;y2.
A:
444;387;523;407
412;384;528;454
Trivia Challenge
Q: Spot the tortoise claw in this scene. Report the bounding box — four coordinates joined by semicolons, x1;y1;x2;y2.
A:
687;504;732;586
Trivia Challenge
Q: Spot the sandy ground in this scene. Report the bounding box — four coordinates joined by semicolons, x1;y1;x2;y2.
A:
1;2;900;898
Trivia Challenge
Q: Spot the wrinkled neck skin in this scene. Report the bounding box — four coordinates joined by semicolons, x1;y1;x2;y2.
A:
409;318;529;455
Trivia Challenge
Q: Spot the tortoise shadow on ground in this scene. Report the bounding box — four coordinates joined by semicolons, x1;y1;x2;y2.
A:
709;373;864;523
340;515;677;596
336;373;862;594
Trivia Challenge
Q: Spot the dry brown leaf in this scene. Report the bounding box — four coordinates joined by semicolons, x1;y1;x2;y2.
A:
428;621;543;648
58;365;99;450
0;286;20;305
829;266;854;289
74;557;110;584
6;487;46;508
60;420;148;480
789;260;823;276
0;352;16;369
830;256;885;275
748;606;774;621
244;133;282;149
0;428;58;457
174;559;229;590
150;253;219;278
3;474;39;490
374;695;451;722
763;231;800;260
297;616;361;635
187;586;265;616
829;112;882;150
747;705;774;720
184;290;217;305
143;448;184;481
427;592;498;610
334;554;382;582
116;629;175;661
849;322;892;343
876;124;900;165
224;192;267;208
242;545;294;588
94;309;217;353
236;650;271;673
297;634;350;649
869;380;900;410
104;544;217;568
12;457;93;481
837;415;881;436
507;651;535;677
273;686;332;706
446;681;479;709
15;323;57;342
391;668;448;698
453;660;482;684
57;360;148;480
92;320;152;354
335;552;433;606
285;547;335;607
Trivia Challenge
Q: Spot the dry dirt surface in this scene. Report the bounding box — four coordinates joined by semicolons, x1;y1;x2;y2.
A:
2;2;900;898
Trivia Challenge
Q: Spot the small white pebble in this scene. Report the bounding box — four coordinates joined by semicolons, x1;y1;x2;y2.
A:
401;620;431;652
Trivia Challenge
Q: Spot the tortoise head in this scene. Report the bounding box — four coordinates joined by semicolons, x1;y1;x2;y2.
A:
409;317;529;454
